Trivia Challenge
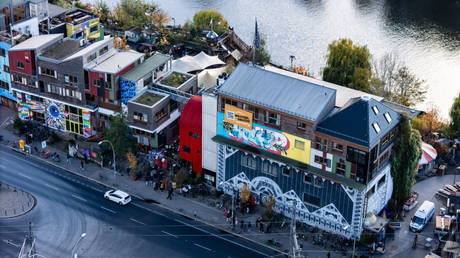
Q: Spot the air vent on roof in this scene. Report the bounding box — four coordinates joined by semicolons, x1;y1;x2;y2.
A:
372;122;381;133
361;95;370;101
372;105;379;115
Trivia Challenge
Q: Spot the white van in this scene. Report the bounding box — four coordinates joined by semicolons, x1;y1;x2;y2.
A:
410;200;435;232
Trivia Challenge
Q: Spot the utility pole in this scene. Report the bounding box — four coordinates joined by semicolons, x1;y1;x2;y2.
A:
289;55;296;70
289;200;301;258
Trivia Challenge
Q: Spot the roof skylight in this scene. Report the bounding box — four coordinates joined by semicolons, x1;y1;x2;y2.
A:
372;122;381;133
372;105;379;115
384;112;392;123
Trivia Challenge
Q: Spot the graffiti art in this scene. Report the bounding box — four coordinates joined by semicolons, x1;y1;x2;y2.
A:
44;100;65;131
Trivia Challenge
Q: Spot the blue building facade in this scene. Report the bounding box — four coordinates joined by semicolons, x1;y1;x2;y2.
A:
0;41;15;104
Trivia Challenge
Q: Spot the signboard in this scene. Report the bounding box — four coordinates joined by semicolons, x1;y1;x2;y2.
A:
41;140;46;149
224;104;253;130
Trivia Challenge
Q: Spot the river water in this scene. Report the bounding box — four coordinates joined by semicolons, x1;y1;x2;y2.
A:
90;0;460;118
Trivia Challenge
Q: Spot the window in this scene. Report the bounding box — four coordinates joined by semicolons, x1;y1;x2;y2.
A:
264;111;280;126
90;25;98;33
315;137;328;151
189;132;200;139
183;145;190;153
372;122;381;133
248;105;259;120
333;142;343;151
314;155;331;167
368;186;375;196
41;67;55;77
16;61;24;70
347;147;368;165
303;193;320;207
372;105;379;115
304;174;312;184
384;112;392;123
297;122;306;130
262;162;277;176
294;140;305;150
155;108;167;121
3;65;9;73
241;155;256;169
282;167;290;177
0;48;5;57
378;175;386;188
0;80;8;90
381;130;395;149
64;74;78;84
336;159;346;176
314;177;323;187
133;111;148;122
99;45;108;55
87;52;97;62
379;151;390;166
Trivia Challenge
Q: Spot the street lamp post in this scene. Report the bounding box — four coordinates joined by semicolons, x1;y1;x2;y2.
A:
343;225;356;257
98;140;117;186
71;233;86;258
172;17;176;28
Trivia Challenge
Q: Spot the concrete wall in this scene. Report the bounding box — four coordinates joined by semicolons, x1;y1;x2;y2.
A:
202;92;217;173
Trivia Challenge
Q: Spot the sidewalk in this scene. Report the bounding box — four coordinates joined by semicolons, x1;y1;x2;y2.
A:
0;106;342;257
0;182;36;218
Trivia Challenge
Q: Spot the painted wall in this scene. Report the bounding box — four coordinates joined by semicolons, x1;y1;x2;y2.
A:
44;99;66;131
12;17;39;36
16;92;45;120
120;77;137;104
0;41;14;101
224;150;354;222
310;148;334;172
66;18;100;41
217;112;311;165
9;50;34;75
202;93;217;173
179;96;202;174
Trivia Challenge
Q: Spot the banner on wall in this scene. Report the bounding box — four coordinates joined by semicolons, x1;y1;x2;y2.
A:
82;109;91;137
224;104;253;130
218;112;311;164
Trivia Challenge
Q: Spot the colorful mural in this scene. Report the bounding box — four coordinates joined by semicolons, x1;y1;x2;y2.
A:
217;112;311;164
82;109;91;137
120;77;137;104
16;92;46;120
66;17;100;42
44;99;66;131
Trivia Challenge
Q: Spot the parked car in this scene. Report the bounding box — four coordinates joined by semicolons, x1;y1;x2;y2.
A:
104;190;131;205
410;200;435;232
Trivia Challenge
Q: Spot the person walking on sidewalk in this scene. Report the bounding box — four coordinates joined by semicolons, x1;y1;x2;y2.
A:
66;153;71;165
167;184;173;200
80;159;84;170
247;221;252;232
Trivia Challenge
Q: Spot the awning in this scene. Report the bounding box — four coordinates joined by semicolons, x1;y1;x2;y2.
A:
419;142;437;165
154;109;181;133
97;107;116;116
172;51;225;74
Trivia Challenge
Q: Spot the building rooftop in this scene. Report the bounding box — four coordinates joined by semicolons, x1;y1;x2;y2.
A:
131;91;165;106
48;3;67;18
40;39;82;60
217;63;336;122
122;53;171;82
264;65;383;108
66;9;98;25
88;50;144;74
160;72;192;88
66;36;112;61
10;33;62;51
317;96;401;148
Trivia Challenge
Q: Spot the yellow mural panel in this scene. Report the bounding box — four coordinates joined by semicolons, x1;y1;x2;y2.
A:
282;132;311;164
224;104;253;130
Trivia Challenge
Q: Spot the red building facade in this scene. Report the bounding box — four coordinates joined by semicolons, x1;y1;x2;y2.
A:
179;96;202;174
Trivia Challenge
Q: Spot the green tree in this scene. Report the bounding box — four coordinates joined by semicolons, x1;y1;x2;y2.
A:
193;10;228;35
103;115;136;162
92;0;111;24
390;115;422;207
322;38;372;93
448;92;460;138
388;66;426;107
112;0;162;30
254;38;271;66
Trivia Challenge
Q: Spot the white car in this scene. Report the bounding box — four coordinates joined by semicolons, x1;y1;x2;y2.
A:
104;190;131;205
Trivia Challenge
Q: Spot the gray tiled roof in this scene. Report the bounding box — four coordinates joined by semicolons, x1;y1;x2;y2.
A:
122;53;171;82
317;96;401;148
217;63;336;122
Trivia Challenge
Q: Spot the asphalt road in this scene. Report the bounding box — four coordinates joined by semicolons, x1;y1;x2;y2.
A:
0;145;277;258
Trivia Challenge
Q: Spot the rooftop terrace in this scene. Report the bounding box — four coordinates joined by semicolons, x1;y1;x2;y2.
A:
160;72;192;88
40;39;82;60
132;92;164;106
66;9;98;25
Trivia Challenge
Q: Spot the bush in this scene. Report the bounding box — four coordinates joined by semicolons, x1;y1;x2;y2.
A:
261;209;274;222
174;169;189;188
193;173;202;185
48;132;61;145
13;117;23;132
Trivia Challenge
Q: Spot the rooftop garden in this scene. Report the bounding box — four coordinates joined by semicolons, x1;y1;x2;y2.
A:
133;92;163;106
160;72;191;88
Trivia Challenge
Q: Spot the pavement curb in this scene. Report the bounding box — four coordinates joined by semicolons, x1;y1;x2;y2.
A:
5;145;286;256
0;183;37;219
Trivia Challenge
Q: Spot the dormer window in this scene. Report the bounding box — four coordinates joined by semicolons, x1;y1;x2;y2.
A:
372;122;381;133
372;105;379;115
384;112;392;123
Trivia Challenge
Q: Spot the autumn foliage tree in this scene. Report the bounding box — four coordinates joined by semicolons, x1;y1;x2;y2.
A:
240;184;251;204
411;105;447;140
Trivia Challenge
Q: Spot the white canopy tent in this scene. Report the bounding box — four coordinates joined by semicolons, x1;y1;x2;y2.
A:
172;52;225;74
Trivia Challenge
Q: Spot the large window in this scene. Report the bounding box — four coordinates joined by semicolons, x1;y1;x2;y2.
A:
262;162;277;176
304;174;312;184
87;52;97;62
294;140;305;150
99;45;108;55
282;167;290;177
0;48;5;57
247;105;259;121
346;146;367;165
332;142;343;151
133;111;148;122
41;67;56;78
241;155;256;170
16;61;24;70
155;108;167;121
65;105;83;135
64;74;78;85
303;193;320;207
297;122;306;130
314;155;331;167
90;25;98;33
264;111;280;126
0;80;8;90
336;159;346;176
315;137;328;151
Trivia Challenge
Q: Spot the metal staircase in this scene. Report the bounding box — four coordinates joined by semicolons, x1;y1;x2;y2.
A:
216;144;226;188
351;191;365;237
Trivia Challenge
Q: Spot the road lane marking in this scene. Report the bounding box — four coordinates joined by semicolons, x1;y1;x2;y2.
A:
18;173;32;180
173;219;269;257
129;218;146;225
161;230;178;238
44;183;60;192
100;206;116;214
194;243;212;252
71;194;87;202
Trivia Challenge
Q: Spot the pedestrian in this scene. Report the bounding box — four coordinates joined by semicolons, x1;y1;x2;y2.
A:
247;222;252;232
224;208;228;220
256;217;260;228
167;185;173;200
145;175;149;186
66;153;71;165
240;220;244;230
227;209;232;223
260;222;264;233
84;153;88;164
232;213;236;226
80;159;84;170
